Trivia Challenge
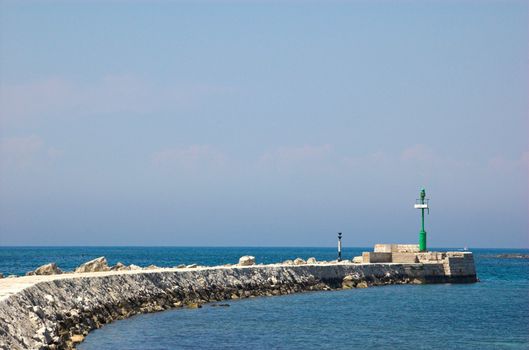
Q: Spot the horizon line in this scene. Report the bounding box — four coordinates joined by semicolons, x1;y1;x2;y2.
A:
0;245;527;250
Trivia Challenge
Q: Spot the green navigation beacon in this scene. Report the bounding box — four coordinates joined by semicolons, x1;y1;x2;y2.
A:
414;188;430;252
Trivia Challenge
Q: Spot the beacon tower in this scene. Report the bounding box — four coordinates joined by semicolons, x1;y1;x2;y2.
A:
414;187;429;252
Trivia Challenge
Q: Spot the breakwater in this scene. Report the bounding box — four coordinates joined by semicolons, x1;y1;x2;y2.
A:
0;255;476;350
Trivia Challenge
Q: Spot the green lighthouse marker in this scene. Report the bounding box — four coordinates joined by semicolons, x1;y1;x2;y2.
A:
414;187;429;252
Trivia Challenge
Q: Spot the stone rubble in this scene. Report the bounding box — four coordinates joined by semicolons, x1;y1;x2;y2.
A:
110;262;130;271
74;257;110;273
293;258;306;265
26;263;63;276
352;256;363;264
238;256;256;266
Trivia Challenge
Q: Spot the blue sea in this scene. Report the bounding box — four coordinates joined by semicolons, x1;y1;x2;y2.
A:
1;247;528;349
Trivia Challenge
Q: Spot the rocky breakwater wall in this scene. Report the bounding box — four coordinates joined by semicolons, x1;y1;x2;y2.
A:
0;256;477;350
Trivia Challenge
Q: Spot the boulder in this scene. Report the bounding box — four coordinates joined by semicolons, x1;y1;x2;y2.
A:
352;256;363;264
110;262;130;271
342;275;355;289
238;256;255;266
306;257;317;264
145;264;159;270
175;264;186;269
70;334;84;344
282;260;294;265
356;281;368;288
186;264;197;268
185;302;202;309
293;258;306;265
74;257;110;273
6;275;17;278
129;264;142;270
0;273;3;279
26;263;63;276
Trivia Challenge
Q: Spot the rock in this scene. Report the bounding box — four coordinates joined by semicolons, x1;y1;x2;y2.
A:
352;256;363;264
129;264;142;270
186;264;197;268
356;281;368;288
293;258;306;265
185;302;202;309
145;264;159;270
0;273;3;278
110;262;130;271
282;260;294;265
75;257;110;273
36;326;52;344
176;264;186;269
26;263;63;276
6;275;17;278
70;334;84;343
238;256;255;266
342;275;355;289
210;303;230;307
306;257;317;264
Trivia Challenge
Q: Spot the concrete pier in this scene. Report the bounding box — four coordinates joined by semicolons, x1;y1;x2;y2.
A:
0;254;477;350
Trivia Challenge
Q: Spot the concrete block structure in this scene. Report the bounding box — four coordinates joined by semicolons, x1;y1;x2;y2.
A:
360;245;477;280
362;252;392;263
391;252;418;263
374;244;420;253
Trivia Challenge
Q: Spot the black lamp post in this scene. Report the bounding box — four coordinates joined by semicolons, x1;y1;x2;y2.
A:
337;232;342;262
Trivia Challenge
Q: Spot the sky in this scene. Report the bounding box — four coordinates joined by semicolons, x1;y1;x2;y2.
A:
0;0;527;248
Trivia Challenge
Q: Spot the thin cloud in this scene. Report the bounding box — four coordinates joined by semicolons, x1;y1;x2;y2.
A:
0;135;61;168
488;151;529;173
260;144;332;163
151;145;227;171
0;75;235;123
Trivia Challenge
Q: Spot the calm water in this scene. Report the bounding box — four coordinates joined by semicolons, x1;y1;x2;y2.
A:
1;247;528;349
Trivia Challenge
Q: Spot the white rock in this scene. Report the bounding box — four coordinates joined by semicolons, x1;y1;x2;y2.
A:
352;256;363;264
110;262;130;271
26;263;62;276
306;257;317;264
186;264;198;268
293;258;306;265
238;256;256;266
75;257;110;273
129;264;142;270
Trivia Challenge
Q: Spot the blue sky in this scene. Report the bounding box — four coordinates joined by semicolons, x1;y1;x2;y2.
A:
0;0;527;247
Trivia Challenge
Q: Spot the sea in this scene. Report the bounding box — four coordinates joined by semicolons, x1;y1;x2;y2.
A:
1;247;527;349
